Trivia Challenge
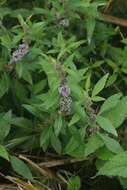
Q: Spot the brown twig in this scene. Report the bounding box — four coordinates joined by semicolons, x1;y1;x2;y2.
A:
19;155;55;179
38;157;88;168
101;14;127;27
19;155;67;187
0;172;38;190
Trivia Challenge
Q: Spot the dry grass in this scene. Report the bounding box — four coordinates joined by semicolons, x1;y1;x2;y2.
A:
0;184;19;190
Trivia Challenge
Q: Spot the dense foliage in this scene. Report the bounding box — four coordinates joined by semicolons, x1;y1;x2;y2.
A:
1;0;127;189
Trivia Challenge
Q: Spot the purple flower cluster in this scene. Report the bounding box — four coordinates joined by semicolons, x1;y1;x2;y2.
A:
60;97;72;113
59;19;69;27
11;43;29;62
58;84;71;97
58;84;72;114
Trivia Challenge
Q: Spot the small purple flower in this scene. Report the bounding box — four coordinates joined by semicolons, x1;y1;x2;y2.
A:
58;85;71;97
59;19;69;27
19;43;29;55
12;50;22;62
11;43;29;62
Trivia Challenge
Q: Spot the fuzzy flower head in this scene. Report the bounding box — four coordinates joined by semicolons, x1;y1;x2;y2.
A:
11;43;29;62
59;19;69;27
58;84;71;97
19;43;29;55
60;96;72;114
12;50;22;62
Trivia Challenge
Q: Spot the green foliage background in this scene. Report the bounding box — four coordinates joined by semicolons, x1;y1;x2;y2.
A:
0;0;127;189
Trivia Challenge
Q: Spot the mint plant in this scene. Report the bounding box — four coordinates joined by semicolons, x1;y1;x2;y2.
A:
0;0;127;189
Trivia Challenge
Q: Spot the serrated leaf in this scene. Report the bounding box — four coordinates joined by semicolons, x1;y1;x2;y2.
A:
99;93;122;115
40;127;51;148
68;82;84;99
71;102;87;120
96;146;114;161
67;143;86;158
0;145;9;161
22;70;33;85
106;73;118;87
85;133;104;156
96;116;117;136
97;151;127;178
11;117;33;128
50;132;62;154
32;80;46;95
68;114;80;127
10;156;32;180
98;133;123;154
64;137;79;155
39;59;60;90
22;104;39;117
102;96;127;128
54;115;63;136
92;73;109;97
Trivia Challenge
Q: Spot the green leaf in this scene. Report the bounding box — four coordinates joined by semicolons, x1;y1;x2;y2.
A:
64;137;79;155
106;73;118;87
0;120;10;140
3;110;12;123
0;76;8;98
13;79;28;102
91;96;105;102
50;132;62;154
11;117;33;128
97;151;127;178
102;96;127;128
96;146;114;161
91;61;104;68
32;80;46;95
68;82;84;99
54;115;63;136
85;133;104;156
22;70;33;85
96;116;117;136
40;127;51;149
86;17;96;44
71;102;87;120
39;59;60;90
85;72;91;91
22;104;40;117
92;73;109;97
41;90;59;110
67;176;81;190
10;156;32;179
0;145;9;161
99;93;122;115
98;133;123;154
16;62;23;78
67;144;86;158
68;114;80;127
